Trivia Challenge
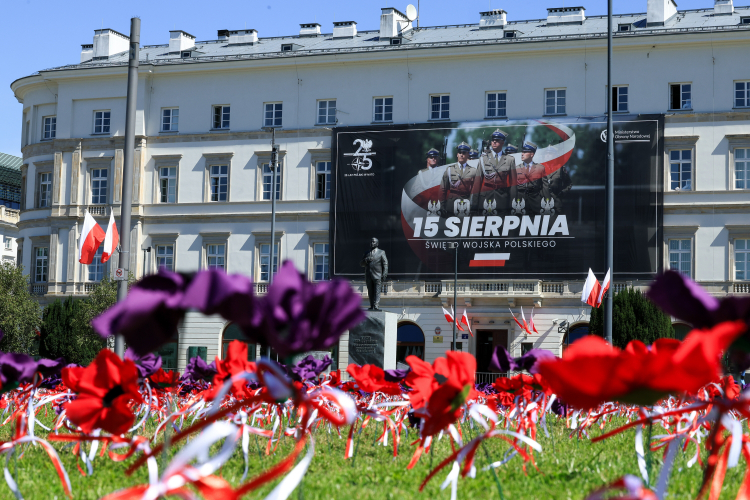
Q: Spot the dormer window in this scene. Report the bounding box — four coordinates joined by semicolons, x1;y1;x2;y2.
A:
618;24;631;31
742;17;750;25
390;38;401;45
181;51;191;58
504;30;516;38
282;44;293;51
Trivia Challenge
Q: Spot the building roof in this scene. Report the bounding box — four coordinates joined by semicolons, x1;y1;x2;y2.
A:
32;5;750;73
0;153;22;170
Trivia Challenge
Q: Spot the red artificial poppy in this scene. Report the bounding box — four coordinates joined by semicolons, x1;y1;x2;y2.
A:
62;349;143;435
707;375;740;401
346;364;402;395
405;351;478;436
327;369;342;387
149;368;181;393
494;374;534;405
208;340;256;401
536;320;746;409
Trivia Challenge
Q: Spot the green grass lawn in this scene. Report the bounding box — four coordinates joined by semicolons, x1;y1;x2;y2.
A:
0;414;744;500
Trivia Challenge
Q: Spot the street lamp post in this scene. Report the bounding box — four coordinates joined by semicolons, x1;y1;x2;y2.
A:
447;242;458;351
605;0;615;346
263;127;280;359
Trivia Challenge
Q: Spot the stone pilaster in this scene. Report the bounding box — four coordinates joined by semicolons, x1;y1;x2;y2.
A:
70;144;81;205
114;149;124;203
52;152;63;206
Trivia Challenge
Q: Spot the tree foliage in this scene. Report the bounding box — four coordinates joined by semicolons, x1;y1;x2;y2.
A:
0;263;41;354
39;296;96;364
590;288;674;349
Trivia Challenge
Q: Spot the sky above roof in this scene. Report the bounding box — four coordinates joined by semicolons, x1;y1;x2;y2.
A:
0;0;727;157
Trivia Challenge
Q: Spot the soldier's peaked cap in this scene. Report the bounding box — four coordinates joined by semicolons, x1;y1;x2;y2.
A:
426;148;441;158
522;141;538;153
456;142;471;152
491;129;509;140
469;149;479;159
504;144;519;154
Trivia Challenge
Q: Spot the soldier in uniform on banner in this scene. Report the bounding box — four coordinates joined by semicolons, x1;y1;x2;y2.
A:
440;142;476;217
419;148;441;173
547;164;573;213
516;141;550;215
473;129;517;216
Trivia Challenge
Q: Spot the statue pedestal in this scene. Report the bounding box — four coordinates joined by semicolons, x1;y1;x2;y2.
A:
346;311;397;369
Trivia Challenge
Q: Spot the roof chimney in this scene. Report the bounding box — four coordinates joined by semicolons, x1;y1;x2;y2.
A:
479;10;507;29
224;29;258;45
333;21;357;39
169;30;196;53
299;23;321;37
92;29;129;59
647;0;678;26
380;8;412;38
546;7;586;26
81;44;94;63
714;0;734;15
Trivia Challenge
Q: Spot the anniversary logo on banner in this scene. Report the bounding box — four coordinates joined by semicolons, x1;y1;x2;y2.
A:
330;116;664;280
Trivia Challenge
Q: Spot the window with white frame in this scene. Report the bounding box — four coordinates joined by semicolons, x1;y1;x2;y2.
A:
669;150;692;191
669;83;692;110
734;81;750;108
206;244;226;270
38;172;52;208
209;165;228;202
669;239;692;278
316;161;331;200
42;116;56;140
34;247;48;282
735;148;749;190
373;97;393;122
4;237;11;250
317;100;336;125
212;105;230;129
161;108;179;132
159;167;177;203
259;243;279;282
610;86;628;112
262;163;282;200
314;243;329;281
88;246;105;282
264;102;283;127
545;88;566;115
91;168;108;204
156;245;174;271
430;95;450;120
93;111;111;134
736;239;750;280
486;92;507;118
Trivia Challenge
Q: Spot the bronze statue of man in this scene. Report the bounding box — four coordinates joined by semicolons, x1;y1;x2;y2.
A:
360;237;388;310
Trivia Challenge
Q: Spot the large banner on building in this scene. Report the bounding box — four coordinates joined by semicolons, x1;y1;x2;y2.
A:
330;116;663;280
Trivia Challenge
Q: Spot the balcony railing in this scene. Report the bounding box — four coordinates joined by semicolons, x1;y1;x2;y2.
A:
30;283;48;296
0;206;20;224
254;283;269;294
475;372;507;385
734;282;750;294
87;205;108;216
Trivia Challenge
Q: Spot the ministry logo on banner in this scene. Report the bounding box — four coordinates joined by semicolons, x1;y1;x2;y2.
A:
343;138;376;175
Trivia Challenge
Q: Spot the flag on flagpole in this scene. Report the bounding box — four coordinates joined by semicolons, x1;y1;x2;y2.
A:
101;211;119;264
581;268;602;308
596;269;611;307
78;211;106;265
442;306;454;324
460;309;473;337
520;307;530;333
509;308;527;334
530;307;539;334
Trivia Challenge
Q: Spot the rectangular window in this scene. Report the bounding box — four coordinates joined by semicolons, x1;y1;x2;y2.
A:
206;244;226;270
4;237;12;250
88;246;105;282
209;165;228;202
486;92;507;118
545;89;566;115
669;150;692;191
373;97;393;122
317;100;336;125
430;95;450;120
736;148;749;190
42;116;56;140
35;247;48;282
91;168;108;204
669;239;692;278
39;172;52;208
161;108;179;132
316;161;331;200
212;105;230;129
93;110;111;134
262;163;282;200
669;83;692;110
259;243;279;282
264;102;283;127
156;245;174;271
611;86;629;112
159;167;177;203
736;239;750;281
736;82;750;108
521;342;534;355
314;243;329;281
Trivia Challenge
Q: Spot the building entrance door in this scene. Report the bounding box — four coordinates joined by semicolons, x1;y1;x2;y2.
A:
476;330;508;372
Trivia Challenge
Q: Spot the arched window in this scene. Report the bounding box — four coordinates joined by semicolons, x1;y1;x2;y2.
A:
562;322;590;353
673;323;692;341
222;323;256;361
396;322;425;369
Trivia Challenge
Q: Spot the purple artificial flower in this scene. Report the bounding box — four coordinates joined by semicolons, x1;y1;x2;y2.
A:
246;261;365;358
125;348;163;378
384;368;410;383
182;356;217;384
0;353;51;389
489;346;555;375
551;397;568;417
35;357;66;377
180;269;257;327
292;355;332;381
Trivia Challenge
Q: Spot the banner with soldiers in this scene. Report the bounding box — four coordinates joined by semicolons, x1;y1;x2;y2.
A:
330;116;664;280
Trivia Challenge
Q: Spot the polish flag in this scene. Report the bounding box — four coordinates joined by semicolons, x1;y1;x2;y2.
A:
101;211;119;264
581;268;602;308
78;211;105;265
509;308;527;333
596;269;611;307
442;306;464;331
520;307;530;333
469;253;510;267
529;307;539;334
460;309;473;337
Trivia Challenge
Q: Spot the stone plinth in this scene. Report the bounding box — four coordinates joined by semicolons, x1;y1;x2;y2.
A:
347;311;397;369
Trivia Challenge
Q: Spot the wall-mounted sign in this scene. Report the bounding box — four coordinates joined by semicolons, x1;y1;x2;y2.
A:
461;334;469;339
434;326;442;335
433;336;443;343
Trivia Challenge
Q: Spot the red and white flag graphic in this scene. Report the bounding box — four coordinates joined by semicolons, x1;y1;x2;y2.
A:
78;211;105;265
101;211;119;264
581;268;602;308
441;306;464;331
596;269;611;307
460;309;473;337
469;253;510;267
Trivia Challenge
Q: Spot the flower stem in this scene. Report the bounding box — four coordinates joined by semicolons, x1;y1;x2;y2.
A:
351;419;363;468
